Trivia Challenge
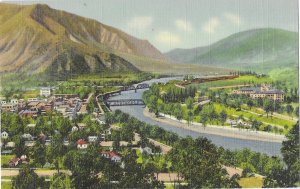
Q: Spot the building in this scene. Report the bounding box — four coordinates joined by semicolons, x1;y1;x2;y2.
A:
1;103;18;112
10;99;18;104
250;90;284;102
88;136;98;143
76;139;88;149
40;87;51;97
140;146;153;155
1;131;9;139
101;151;122;163
232;84;284;102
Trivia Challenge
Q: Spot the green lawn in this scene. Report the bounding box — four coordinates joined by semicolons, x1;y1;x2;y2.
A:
173;101;294;134
190;75;272;90
1;182;12;189
213;103;294;132
238;177;264;188
1;155;14;166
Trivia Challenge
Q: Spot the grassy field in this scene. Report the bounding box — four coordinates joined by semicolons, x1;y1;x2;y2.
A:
178;101;295;134
213;103;294;131
1;182;12;189
1;155;14;166
190;75;272;90
238;177;264;188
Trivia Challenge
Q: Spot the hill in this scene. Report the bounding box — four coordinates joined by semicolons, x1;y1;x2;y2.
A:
0;3;166;77
165;28;298;73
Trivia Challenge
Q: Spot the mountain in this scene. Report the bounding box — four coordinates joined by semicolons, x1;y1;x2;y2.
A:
0;3;166;76
165;28;298;73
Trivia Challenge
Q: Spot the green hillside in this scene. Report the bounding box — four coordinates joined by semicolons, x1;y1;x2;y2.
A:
165;28;298;73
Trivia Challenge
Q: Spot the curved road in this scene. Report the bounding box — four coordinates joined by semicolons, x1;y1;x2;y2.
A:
109;77;282;156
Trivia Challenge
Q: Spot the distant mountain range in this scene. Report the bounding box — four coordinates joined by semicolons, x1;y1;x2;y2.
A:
165;28;298;73
0;3;167;76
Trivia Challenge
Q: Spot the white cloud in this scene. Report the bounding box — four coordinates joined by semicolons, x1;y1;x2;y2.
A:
127;16;153;31
175;19;193;32
224;13;242;26
156;31;181;45
202;17;220;34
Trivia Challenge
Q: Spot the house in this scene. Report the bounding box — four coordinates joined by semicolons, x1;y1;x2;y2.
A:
5;142;15;148
25;141;36;147
19;110;38;118
1;131;9;139
10;99;18;104
9;158;20;167
101;151;122;163
71;126;79;132
40;87;51;97
88;136;98;143
76;139;88;149
27;101;41;109
1;103;18;112
63;140;69;146
77;123;87;130
22;133;33;140
45;140;51;146
140;146;153;155
28;98;38;102
20;155;29;164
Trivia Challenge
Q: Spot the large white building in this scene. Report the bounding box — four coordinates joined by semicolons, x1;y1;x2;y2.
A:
40;87;51;97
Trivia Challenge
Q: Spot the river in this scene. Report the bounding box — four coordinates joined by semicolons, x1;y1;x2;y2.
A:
109;77;282;156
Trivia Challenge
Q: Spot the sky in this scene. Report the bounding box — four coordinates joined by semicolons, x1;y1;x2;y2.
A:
2;0;299;52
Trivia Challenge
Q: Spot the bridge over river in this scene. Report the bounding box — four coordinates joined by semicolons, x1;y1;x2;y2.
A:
106;99;145;106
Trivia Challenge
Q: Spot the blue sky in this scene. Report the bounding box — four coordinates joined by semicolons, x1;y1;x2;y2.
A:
3;0;298;52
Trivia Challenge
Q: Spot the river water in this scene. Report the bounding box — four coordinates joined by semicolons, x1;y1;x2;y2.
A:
109;77;282;156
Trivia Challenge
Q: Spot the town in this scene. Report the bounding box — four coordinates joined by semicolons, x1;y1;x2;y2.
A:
1;72;299;188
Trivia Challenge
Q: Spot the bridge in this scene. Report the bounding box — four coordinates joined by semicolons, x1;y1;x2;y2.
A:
106;99;145;106
123;83;149;91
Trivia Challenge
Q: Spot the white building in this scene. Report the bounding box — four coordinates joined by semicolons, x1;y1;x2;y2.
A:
10;99;18;104
88;136;98;143
40;87;51;97
1;131;9;139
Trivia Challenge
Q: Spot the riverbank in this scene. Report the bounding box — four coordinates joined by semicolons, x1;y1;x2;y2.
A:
143;108;285;143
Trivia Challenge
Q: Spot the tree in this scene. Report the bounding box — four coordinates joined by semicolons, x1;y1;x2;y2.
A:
263;122;299;187
63;147;103;188
185;97;194;126
286;104;294;119
246;99;254;110
50;173;74;189
12;165;46;189
47;134;66;173
251;120;262;131
219;110;227;125
148;95;159;116
168;137;240;188
263;99;273;117
119;149;162;188
13;135;27;158
280;122;299;185
173;103;183;121
32;140;46;167
295;107;299;117
112;131;121;151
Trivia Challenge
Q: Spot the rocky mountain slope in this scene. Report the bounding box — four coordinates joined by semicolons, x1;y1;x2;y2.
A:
0;3;166;76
